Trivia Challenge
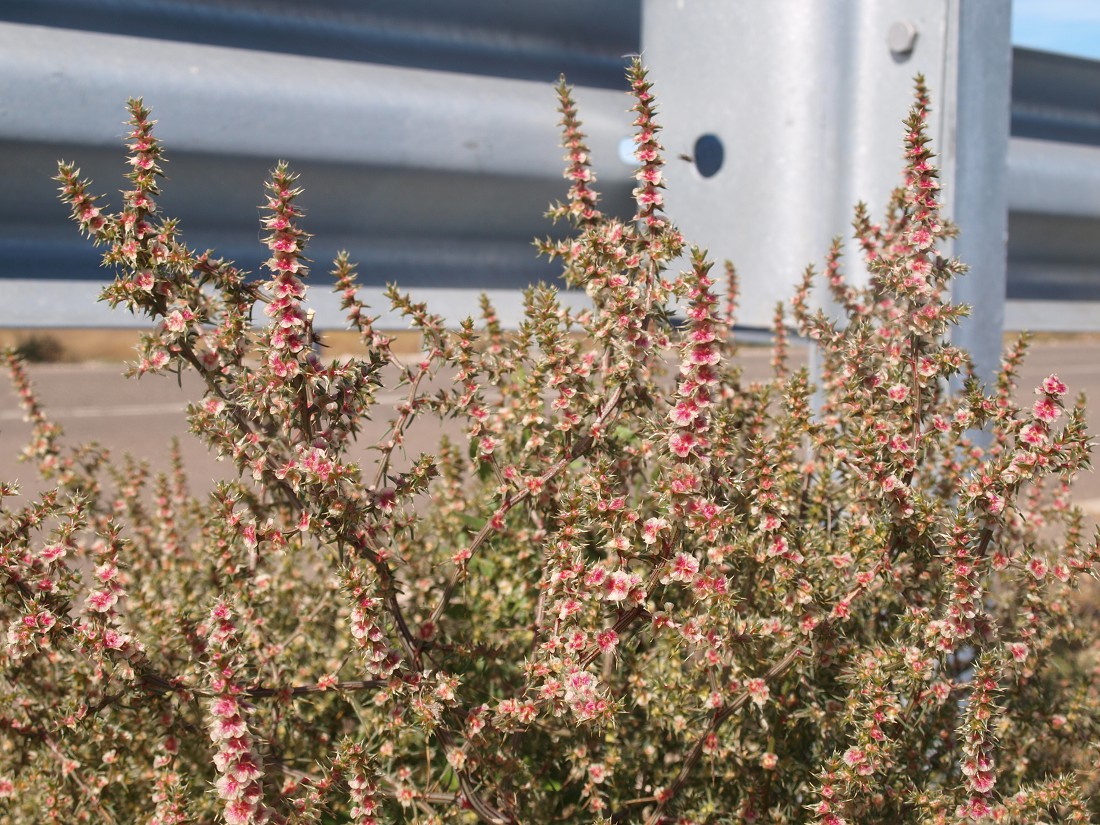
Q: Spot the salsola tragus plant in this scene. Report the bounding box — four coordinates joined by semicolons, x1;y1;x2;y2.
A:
2;58;1099;824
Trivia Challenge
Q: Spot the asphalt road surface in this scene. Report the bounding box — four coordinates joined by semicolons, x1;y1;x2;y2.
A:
1;342;1098;518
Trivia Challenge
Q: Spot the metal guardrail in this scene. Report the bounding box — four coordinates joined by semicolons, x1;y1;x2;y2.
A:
1;25;635;261
1;6;1099;332
1005;48;1100;329
0;0;640;89
0;17;637;328
1012;47;1100;147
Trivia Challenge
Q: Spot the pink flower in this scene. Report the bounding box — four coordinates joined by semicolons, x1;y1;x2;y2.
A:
165;310;187;333
746;678;769;707
971;770;995;794
583;567;607;588
223;798;260;825
888;435;910;453
640;517;667;545
963;796;991;819
596;630;618;652
1019;423;1047;446
85;589;118;613
667;553;700;583
1041;374;1067;396
688;343;719;366
669;431;696;458
212;697;240;719
690;325;716;343
605;570;633;602
1033;396;1060;422
909;227;933;248
212;715;249;742
40;543;66;563
555;599;581;623
887;383;910;402
669;401;698;426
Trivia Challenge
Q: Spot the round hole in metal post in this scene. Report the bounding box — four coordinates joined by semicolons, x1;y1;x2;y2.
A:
693;134;724;178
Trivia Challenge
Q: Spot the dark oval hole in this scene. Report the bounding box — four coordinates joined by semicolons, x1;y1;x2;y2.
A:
693;133;724;178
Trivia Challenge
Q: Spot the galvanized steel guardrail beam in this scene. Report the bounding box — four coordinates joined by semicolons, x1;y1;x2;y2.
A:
0;21;637;328
1006;47;1100;330
1;23;635;179
2;8;1100;334
1008;139;1100;219
1;0;641;91
1012;47;1100;147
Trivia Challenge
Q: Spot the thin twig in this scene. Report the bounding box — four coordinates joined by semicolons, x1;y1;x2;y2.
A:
373;361;430;490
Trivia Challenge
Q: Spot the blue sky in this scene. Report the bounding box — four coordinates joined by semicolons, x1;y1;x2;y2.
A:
1013;0;1100;59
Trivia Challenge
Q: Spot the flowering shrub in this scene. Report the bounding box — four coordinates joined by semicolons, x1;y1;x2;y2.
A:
2;60;1099;824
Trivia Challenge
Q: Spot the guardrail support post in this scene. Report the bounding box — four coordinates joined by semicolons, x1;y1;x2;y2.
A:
641;0;1012;381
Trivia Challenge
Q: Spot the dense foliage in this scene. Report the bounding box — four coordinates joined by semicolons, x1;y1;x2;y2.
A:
2;60;1098;824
